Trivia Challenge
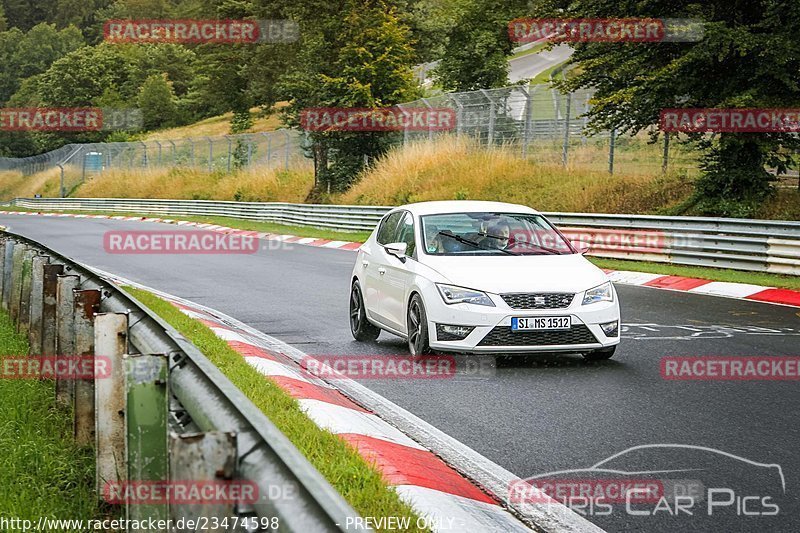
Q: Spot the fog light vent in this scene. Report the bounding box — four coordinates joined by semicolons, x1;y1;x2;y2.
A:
436;324;474;341
600;321;619;337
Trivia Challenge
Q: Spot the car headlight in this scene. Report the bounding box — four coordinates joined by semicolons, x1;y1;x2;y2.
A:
436;284;495;307
582;282;614;305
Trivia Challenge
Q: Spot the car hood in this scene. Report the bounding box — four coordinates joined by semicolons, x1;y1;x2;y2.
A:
421;253;609;294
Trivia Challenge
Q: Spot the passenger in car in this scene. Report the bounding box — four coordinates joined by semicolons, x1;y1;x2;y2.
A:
424;224;443;253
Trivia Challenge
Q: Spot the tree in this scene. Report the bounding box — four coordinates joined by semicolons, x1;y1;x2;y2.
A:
279;0;420;194
1;0;48;30
537;0;800;216
0;23;84;105
138;73;180;129
434;0;527;91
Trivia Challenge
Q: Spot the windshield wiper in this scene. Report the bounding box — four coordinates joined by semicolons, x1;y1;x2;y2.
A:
506;241;564;255
437;231;513;255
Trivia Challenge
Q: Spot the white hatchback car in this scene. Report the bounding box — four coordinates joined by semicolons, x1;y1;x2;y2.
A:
349;201;621;359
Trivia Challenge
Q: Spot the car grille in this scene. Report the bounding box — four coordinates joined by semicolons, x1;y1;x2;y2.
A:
500;293;575;309
477;324;598;347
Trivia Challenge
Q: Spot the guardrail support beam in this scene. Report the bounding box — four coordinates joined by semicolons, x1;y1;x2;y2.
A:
28;255;49;354
74;289;101;445
95;313;129;493
18;248;36;334
126;354;169;528
55;274;80;406
9;243;26;321
169;432;238;526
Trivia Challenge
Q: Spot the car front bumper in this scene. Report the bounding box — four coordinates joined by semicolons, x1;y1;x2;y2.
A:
424;288;621;354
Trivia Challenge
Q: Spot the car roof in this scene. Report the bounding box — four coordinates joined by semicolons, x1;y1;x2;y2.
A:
392;200;540;216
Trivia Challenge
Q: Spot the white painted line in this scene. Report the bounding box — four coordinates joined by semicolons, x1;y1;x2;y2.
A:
209;326;253;344
297;398;427;451
395;485;531;533
606;270;665;285
245;356;317;384
689;281;768;298
322;240;349;248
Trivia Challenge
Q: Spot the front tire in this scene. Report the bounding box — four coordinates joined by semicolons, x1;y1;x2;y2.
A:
407;294;432;355
350;281;380;341
583;345;616;361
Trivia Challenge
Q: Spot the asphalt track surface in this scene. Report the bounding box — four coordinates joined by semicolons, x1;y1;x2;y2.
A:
3;214;798;533
509;44;573;83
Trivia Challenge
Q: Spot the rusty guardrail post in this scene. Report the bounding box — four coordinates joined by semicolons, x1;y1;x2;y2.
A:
125;354;169;528
0;240;17;311
55;274;79;406
42;264;64;359
74;289;101;445
28;254;49;354
95;313;129;493
18;248;36;334
9;243;26;321
0;240;6;302
169;432;238;527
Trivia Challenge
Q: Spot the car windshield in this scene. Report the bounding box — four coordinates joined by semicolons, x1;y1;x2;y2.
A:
420;212;574;256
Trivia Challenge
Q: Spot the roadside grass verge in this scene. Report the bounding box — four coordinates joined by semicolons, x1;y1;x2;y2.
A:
0;312;102;523
124;287;429;533
75;166;314;203
590;257;800;291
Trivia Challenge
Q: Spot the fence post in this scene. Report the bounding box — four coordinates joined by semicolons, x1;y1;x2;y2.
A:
140;142;149;169
662;132;670;175
28;255;49;354
125;354;169;526
284;130;291;170
207;137;213;172
522;84;534;157
55;274;80;406
95;313;129;493
59;164;66;198
609;129;616;175
561;92;572;167
74;289;101;445
189;139;195;167
154;141;163;167
226;136;233;173
480;89;496;146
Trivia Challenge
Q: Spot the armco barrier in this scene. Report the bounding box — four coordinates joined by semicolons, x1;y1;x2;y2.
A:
9;197;800;275
0;229;367;532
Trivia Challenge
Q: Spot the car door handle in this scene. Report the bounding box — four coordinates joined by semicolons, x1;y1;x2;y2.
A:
377;267;386;275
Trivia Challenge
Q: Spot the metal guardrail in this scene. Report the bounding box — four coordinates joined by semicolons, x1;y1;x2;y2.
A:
9;197;800;275
0;229;366;532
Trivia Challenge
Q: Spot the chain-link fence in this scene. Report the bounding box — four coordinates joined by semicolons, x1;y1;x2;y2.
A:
398;84;700;177
0;130;306;197
0;83;701;198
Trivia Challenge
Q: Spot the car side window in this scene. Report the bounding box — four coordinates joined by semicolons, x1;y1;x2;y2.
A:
395;212;416;257
376;212;403;245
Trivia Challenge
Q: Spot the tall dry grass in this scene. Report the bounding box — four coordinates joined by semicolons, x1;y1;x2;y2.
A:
335;137;694;214
74;165;314;202
0;168;62;200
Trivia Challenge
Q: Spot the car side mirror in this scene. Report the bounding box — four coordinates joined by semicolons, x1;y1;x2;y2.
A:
384;242;408;262
572;240;591;255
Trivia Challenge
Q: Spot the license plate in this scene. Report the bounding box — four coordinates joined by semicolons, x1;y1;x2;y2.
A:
511;316;571;331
